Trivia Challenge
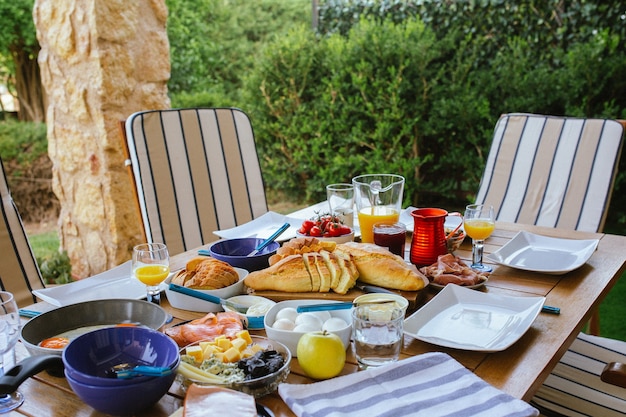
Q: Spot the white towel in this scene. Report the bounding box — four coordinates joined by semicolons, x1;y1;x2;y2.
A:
279;352;539;417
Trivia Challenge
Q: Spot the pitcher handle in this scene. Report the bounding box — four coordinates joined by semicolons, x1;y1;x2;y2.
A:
445;212;463;240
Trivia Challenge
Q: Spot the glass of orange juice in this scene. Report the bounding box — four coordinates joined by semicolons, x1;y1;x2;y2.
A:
464;204;495;272
352;174;405;243
132;243;170;305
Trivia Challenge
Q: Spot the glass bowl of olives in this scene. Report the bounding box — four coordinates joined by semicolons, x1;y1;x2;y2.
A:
176;335;291;398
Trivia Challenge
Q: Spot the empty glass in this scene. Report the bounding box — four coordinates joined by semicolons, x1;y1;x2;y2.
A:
0;291;23;412
326;183;354;228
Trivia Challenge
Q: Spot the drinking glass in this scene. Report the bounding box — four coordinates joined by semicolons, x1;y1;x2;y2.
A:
326;183;355;228
352;174;405;243
464;204;495;272
0;291;23;412
352;302;404;369
132;243;170;305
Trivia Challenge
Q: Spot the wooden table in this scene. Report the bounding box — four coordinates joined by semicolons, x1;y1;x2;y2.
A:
10;222;626;416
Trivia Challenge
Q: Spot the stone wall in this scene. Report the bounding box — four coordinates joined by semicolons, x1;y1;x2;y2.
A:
33;0;171;278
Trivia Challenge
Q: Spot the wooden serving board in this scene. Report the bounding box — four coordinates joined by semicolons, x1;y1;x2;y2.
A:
248;287;426;313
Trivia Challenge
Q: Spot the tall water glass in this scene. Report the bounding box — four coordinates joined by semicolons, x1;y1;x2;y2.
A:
326;183;354;228
464;204;495;272
352;174;405;243
133;243;170;305
0;291;23;412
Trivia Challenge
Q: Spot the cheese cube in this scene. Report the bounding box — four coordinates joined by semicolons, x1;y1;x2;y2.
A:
223;347;241;363
185;345;203;363
231;337;247;352
236;330;253;345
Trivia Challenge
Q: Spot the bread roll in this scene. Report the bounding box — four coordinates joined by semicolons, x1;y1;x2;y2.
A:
172;258;239;290
334;242;428;291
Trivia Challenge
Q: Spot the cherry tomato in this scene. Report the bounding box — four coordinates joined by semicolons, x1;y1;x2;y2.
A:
309;226;323;237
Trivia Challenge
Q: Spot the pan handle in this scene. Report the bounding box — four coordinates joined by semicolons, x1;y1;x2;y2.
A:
0;355;63;394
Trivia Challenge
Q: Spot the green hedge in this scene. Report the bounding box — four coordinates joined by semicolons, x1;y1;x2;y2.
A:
238;1;626;233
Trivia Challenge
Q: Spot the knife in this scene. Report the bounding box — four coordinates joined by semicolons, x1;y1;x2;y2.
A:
168;284;249;314
354;282;396;294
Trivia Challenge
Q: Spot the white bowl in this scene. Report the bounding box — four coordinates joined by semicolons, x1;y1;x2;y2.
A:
164;267;248;312
295;230;355;244
222;295;276;329
264;300;352;357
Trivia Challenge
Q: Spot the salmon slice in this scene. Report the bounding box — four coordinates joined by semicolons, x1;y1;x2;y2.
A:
165;311;244;347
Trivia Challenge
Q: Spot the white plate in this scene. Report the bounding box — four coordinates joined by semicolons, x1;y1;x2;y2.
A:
404;284;544;352
486;231;598;275
213;211;304;242
164;267;248;313
400;206;464;234
32;261;169;307
214;202;363;241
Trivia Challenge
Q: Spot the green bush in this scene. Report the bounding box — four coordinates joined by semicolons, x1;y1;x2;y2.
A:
0;119;47;170
240;1;626;232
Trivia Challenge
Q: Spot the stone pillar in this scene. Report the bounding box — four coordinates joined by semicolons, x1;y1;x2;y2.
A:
33;0;171;278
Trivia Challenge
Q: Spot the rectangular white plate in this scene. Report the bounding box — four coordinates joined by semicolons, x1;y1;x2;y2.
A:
212;211;303;242
214;202;362;241
486;231;598;275
404;284;544;352
33;261;168;307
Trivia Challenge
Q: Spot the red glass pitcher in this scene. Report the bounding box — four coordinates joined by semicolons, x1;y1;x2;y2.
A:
410;208;463;266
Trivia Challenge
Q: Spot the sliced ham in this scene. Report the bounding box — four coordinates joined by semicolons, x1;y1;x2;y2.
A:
420;254;489;287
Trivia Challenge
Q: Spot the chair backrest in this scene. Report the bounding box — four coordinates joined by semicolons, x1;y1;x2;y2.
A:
475;113;625;233
0;157;45;307
124;108;268;255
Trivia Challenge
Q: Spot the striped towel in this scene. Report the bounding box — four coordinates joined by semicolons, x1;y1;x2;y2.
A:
279;352;538;417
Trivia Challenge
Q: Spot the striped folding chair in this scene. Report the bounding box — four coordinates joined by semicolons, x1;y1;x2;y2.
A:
0;157;45;307
475;113;626;416
124;108;268;256
476;113;625;233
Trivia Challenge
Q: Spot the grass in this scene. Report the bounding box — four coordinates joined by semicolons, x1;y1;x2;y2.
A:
26;216;626;342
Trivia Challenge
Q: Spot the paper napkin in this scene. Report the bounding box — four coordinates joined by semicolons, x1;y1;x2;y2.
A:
279;352;539;417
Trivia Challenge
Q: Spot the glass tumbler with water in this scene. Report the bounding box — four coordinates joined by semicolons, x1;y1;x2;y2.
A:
352;303;404;369
326;183;355;228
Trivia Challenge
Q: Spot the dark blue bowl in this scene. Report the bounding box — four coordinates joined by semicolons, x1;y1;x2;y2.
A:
209;238;279;271
65;369;177;415
62;327;179;387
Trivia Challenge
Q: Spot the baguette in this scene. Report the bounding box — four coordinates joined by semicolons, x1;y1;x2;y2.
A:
244;255;313;292
334;242;428;291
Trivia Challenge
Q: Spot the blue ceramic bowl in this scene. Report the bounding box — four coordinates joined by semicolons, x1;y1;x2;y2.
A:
65;370;177;415
62;327;179;387
209;238;279;271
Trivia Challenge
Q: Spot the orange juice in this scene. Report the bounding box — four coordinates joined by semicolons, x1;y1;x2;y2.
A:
135;265;170;286
358;207;399;243
463;219;495;240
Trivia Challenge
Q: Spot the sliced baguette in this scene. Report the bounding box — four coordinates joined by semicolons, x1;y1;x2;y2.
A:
302;253;321;292
319;250;341;290
244;254;313;292
332;252;359;295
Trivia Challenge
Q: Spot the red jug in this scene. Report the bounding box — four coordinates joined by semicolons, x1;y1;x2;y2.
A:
410;208;462;266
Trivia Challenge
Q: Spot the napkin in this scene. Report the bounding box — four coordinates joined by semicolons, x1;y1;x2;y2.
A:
279;352;539;417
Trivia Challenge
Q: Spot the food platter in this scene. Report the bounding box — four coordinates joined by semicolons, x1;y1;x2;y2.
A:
403;284;544;352
486;231;598;275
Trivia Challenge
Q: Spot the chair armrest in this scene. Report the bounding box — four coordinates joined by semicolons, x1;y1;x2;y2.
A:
601;362;626;388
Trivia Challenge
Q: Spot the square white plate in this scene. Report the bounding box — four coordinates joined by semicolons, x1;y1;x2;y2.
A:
403;284;544;352
32;261;168;307
486;231;598;275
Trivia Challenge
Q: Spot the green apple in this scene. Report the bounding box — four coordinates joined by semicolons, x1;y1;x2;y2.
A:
296;330;346;380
